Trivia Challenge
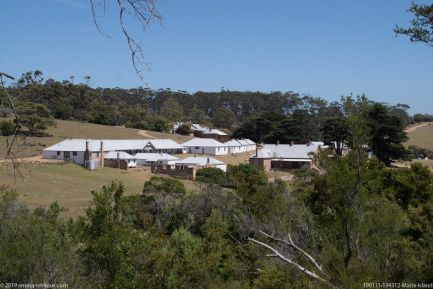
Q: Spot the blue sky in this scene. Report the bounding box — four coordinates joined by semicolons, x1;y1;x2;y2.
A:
1;0;432;113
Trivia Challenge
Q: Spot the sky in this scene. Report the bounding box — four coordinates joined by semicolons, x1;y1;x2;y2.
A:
1;0;432;114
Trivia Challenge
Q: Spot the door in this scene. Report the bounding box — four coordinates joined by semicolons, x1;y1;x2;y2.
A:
64;151;70;160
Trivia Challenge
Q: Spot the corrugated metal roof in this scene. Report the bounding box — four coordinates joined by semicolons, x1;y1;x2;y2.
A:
147;139;185;149
134;153;179;161
201;129;228;136
176;156;225;166
43;138;184;152
253;143;321;159
244;139;256;145
104;151;136;160
182;138;226;147
224;139;243;147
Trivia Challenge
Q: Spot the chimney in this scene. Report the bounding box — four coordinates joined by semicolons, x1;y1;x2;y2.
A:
276;140;280;145
100;141;104;168
84;140;90;162
207;157;210;164
290;140;294;146
307;139;312;146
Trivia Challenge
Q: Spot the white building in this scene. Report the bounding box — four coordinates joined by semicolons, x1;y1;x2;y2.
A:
224;139;244;154
104;151;137;168
42;138;185;165
135;153;179;166
175;156;227;172
181;138;228;155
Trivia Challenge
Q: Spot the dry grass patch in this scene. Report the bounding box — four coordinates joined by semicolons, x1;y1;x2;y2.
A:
405;122;433;151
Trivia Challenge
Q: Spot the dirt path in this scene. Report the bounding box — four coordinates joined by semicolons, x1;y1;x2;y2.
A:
1;155;62;163
137;130;155;138
405;122;430;133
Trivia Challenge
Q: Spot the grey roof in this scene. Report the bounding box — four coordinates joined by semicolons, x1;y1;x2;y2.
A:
43;138;183;152
244;139;255;145
253;143;321;160
134;153;179;162
182;138;226;147
104;151;136;160
146;139;185;150
176;156;225;166
201;129;228;136
224;139;243;147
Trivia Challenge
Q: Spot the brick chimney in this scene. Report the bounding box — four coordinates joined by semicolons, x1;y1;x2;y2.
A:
100;141;104;168
84;140;90;162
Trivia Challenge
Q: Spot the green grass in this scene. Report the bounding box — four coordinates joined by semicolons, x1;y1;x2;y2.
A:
0;163;197;218
406;122;433;151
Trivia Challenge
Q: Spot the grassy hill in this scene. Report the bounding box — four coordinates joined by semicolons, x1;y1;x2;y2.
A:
405;122;433;151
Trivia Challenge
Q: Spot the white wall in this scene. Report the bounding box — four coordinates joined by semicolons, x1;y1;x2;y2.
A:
42;150;86;164
187;146;228;155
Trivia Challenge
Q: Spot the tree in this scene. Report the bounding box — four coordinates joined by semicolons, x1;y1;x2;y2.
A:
17;102;56;136
212;107;236;129
161;98;185;122
175;123;192;135
395;2;433;47
321;117;349;155
367;103;409;166
0;120;15;136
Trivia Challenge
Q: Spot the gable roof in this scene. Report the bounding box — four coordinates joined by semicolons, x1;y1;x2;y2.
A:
182;138;225;147
253;143;321;160
104;151;136;160
146;139;185;150
201;129;228;136
224;139;243;147
134;153;179;162
176;156;225;166
43;138;184;152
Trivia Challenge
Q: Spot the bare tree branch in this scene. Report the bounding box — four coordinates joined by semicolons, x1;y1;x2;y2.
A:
0;72;25;180
249;230;338;289
89;0;161;81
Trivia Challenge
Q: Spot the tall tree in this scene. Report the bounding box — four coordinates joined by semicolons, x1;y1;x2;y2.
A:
395;2;433;47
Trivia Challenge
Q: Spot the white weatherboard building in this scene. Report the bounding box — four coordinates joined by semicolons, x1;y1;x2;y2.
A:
181;138;228;155
224;139;256;154
42;138;185;165
135;153;179;166
175;156;227;172
104;151;137;168
250;142;325;171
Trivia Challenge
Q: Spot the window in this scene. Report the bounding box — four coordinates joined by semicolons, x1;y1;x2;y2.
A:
57;151;61;156
195;147;200;150
72;151;77;156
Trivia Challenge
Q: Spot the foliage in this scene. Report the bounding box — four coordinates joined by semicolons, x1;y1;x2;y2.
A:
0;120;15;136
143;176;186;195
196;167;227;185
395;2;433;47
16;101;56;136
212;107;236;129
175;123;192;135
367;103;409;165
407;145;433;159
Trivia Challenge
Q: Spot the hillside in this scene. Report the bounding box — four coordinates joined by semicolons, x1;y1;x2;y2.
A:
0;119;193;158
405;122;433;150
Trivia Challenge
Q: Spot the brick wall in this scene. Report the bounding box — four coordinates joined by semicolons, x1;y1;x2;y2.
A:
151;164;196;180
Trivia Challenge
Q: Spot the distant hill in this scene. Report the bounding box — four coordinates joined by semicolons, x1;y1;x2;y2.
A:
406;122;433;150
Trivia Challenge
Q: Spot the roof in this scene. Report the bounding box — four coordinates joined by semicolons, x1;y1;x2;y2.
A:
237;139;250;146
182;138;225;147
201;129;228;136
104;151;135;160
253;143;322;160
224;139;243;147
191;124;208;132
244;139;255;145
146;139;185;150
176;156;225;166
43;138;183;152
134;153;179;162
